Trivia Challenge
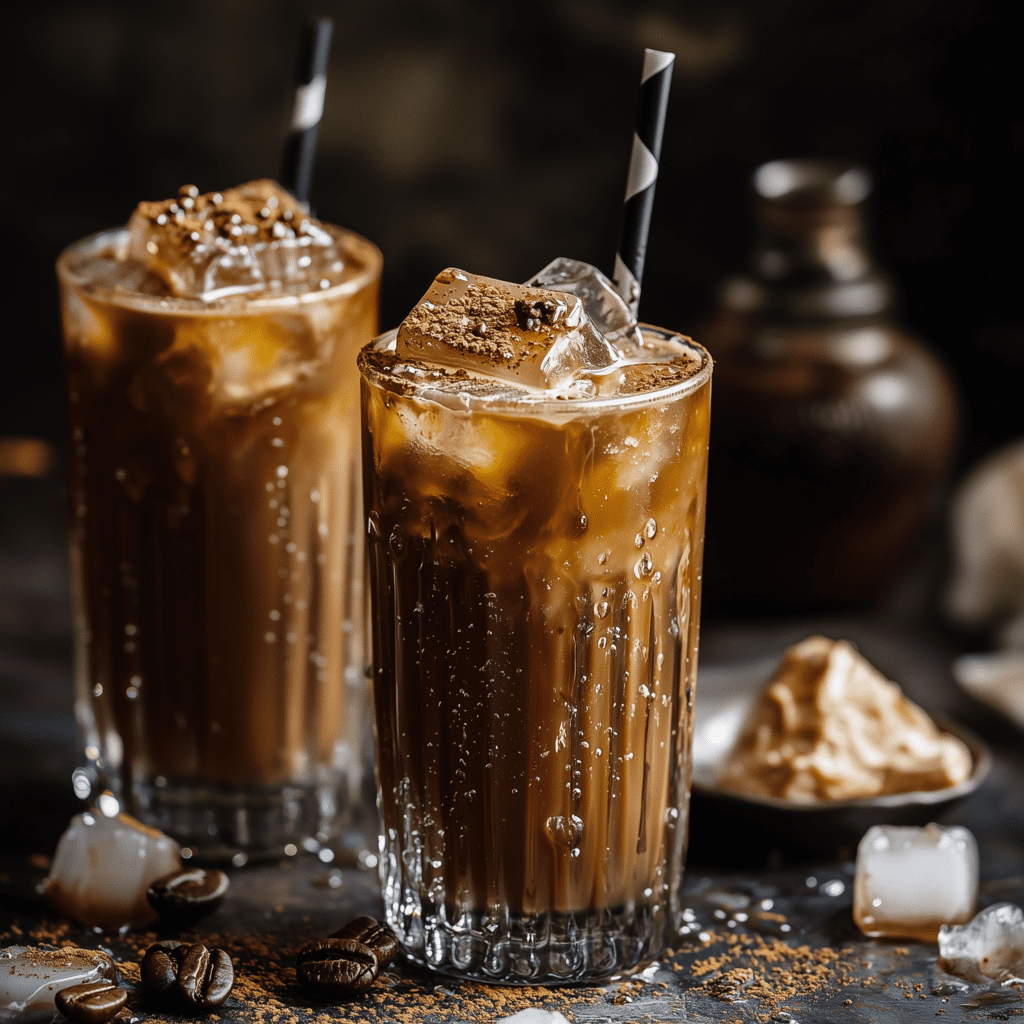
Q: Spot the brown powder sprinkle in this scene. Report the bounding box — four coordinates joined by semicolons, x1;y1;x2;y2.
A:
399;272;568;370
131;180;318;253
687;929;862;1022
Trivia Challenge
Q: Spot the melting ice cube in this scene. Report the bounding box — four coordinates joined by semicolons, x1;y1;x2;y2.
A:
853;823;978;941
395;268;619;390
527;257;641;346
126;180;340;301
46;810;181;929
939;903;1024;986
0;946;117;1018
496;1012;572;1024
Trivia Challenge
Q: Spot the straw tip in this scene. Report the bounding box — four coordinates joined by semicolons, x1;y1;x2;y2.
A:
641;49;676;81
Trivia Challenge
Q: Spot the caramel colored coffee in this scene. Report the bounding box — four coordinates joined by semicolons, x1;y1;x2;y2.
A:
57;182;382;858
359;264;711;983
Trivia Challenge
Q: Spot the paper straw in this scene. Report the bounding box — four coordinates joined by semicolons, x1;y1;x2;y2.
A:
280;17;334;205
612;48;675;316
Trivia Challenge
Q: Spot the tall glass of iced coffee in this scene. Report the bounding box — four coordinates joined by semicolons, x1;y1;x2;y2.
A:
359;260;711;983
57;181;382;860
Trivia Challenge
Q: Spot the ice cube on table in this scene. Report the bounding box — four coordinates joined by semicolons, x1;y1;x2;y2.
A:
853;823;978;941
939;903;1024;986
395;268;619;390
46;810;181;929
496;1011;572;1024
527;257;640;346
0;946;117;1018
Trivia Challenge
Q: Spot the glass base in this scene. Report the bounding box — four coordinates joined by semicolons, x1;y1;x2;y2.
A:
129;776;378;864
387;898;667;985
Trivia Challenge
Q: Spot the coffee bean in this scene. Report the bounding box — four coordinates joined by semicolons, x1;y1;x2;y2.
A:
141;940;185;996
54;981;127;1024
176;943;234;1008
146;867;229;923
329;915;399;968
297;938;378;995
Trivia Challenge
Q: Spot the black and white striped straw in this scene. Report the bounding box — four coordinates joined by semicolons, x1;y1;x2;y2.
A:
612;48;675;317
280;17;334;206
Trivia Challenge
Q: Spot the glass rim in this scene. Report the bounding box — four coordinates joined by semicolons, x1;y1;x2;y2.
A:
55;225;383;315
358;326;712;416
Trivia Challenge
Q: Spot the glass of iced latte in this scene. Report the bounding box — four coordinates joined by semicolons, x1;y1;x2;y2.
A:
57;181;382;861
359;259;711;982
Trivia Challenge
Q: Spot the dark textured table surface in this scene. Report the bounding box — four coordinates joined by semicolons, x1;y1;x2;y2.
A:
3;472;1024;1021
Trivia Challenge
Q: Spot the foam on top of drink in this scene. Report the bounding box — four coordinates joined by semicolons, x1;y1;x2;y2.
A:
66;180;373;303
377;262;706;402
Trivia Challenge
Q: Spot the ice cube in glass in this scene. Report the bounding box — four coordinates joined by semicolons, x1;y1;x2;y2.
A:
395;268;618;390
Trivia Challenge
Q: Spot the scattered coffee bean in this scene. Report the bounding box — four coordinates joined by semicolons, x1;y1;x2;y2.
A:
297;938;378;996
146;867;229;923
140;940;185;996
176;943;234;1009
54;981;127;1024
330;915;398;968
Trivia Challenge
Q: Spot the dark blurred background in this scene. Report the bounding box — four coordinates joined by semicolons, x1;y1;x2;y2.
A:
3;0;1020;463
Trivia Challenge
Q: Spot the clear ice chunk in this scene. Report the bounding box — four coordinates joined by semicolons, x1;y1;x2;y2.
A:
126;180;341;301
853;823;978;941
939;903;1024;985
45;810;181;929
395;268;619;390
0;946;117;1018
527;257;642;347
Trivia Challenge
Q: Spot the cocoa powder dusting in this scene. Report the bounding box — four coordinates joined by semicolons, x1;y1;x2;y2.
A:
401;278;566;370
132;180;317;254
686;929;862;1022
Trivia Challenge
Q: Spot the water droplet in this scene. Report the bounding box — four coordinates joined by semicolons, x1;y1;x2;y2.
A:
645;518;658;539
634;552;654;578
92;683;103;697
545;814;584;848
276;465;288;478
598;636;607;649
594;600;610;619
635;533;645;549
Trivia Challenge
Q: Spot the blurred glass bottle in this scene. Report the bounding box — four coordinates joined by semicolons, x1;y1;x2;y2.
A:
702;159;958;613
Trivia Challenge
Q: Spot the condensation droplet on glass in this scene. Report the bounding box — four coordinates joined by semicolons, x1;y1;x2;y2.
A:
634;552;654;578
594;600;610;619
92;683;103;697
635;533;645;549
598;636;607;650
265;632;276;643
276;465;288;478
